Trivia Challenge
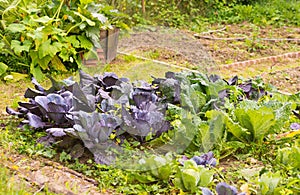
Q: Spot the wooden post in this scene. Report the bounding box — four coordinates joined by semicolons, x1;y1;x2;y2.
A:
141;0;146;15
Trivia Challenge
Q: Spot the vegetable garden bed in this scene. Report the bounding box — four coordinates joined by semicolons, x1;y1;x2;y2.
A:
2;68;300;194
0;23;299;195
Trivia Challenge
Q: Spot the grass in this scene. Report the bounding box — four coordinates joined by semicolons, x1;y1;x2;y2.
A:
0;165;30;195
91;55;181;82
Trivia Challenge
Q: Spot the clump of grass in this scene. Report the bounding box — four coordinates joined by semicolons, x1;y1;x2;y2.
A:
0;165;30;195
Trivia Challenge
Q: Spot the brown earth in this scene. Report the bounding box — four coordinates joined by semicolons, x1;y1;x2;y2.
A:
0;149;111;195
118;24;300;93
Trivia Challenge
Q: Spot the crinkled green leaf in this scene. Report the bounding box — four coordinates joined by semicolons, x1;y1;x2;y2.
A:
11;40;32;55
80;0;93;4
65;35;80;48
201;110;225;152
38;39;63;58
32;16;53;23
6;23;26;33
198;166;214;187
224;114;251;143
30;63;44;82
78;35;93;49
38;55;51;70
259;172;281;195
86;26;101;48
51;55;67;72
235;106;275;143
73;11;95;26
0;62;8;76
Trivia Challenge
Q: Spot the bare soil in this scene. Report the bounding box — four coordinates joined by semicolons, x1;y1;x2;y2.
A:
118;27;217;72
0;149;109;195
118;24;300;93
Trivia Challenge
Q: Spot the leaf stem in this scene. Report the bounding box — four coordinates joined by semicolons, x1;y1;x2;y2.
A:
66;22;84;35
52;0;65;25
0;33;18;58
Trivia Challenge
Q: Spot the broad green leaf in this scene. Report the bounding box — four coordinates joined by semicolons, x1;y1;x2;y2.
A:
9;72;28;81
73;56;82;71
6;23;26;33
201;110;225;152
0;41;5;49
148;155;173;180
51;55;67;72
73;11;95;26
78;35;93;49
182;169;200;192
239;167;261;182
59;48;71;62
291;146;300;168
0;62;8;76
11;40;32;55
235;106;275;143
174;177;185;191
32;16;53;23
38;55;51;70
23;7;40;14
259;172;281;195
30;63;44;82
224;114;250;143
178;75;206;114
79;0;93;4
29;50;39;66
38;39;63;58
198;166;214;187
42;25;65;36
86;26;101;48
26;29;45;49
265;102;291;133
206;79;228;99
65;35;80;48
199;122;210;149
130;172;157;183
278;146;300;169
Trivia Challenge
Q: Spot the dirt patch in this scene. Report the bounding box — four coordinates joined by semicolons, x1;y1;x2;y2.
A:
0;150;110;195
195;23;300;64
118;27;217;72
264;66;300;93
118;24;300;93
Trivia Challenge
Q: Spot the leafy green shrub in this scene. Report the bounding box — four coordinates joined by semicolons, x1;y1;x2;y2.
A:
0;0;128;80
102;0;299;30
207;0;300;25
174;160;214;192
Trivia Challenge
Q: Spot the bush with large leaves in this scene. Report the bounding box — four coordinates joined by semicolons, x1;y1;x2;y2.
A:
0;0;128;80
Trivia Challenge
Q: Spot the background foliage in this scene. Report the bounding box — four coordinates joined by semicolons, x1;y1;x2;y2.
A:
100;0;300;28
